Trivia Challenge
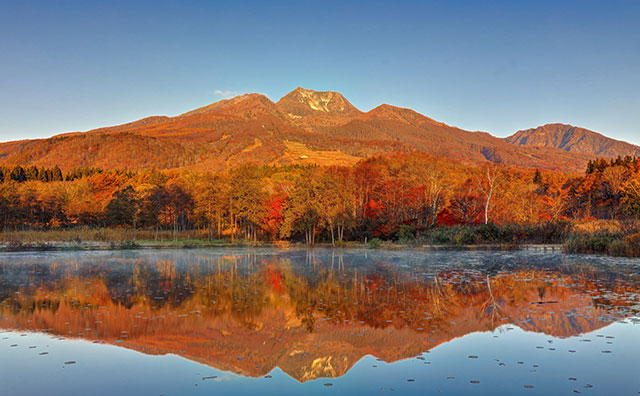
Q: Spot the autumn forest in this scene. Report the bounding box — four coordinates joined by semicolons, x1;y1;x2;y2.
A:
1;153;640;255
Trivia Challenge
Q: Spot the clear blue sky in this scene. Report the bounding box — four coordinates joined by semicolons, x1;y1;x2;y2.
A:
1;0;639;144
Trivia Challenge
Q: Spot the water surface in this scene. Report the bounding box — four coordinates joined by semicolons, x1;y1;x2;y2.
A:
1;249;639;395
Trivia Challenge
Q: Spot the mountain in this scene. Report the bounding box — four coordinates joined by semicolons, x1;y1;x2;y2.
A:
0;89;614;172
506;123;640;158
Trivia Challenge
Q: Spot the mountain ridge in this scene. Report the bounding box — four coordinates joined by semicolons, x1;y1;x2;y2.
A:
0;88;630;173
506;123;640;158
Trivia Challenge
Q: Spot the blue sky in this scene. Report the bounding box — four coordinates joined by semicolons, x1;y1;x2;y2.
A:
1;0;639;143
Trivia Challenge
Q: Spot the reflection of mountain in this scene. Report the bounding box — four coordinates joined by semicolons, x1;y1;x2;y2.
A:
0;251;638;382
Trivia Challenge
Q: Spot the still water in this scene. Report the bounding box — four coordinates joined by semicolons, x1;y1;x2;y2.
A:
0;248;639;395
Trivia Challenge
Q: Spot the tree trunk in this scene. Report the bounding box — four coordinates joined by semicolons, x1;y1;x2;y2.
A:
173;211;178;241
484;190;492;224
330;224;335;247
231;215;235;242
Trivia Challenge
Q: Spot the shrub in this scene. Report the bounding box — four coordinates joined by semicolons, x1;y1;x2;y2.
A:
368;238;382;249
455;227;476;245
474;223;502;243
608;240;633;257
511;225;532;244
533;221;573;244
500;224;516;244
624;232;640;250
430;229;451;245
589;235;615;252
613;232;640;257
565;234;614;254
442;226;474;245
121;241;138;249
397;225;415;244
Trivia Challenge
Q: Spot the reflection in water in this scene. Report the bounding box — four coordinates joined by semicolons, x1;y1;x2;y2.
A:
0;249;639;394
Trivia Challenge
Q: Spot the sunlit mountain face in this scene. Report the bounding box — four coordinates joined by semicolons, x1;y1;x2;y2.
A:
1;249;638;384
0;88;599;172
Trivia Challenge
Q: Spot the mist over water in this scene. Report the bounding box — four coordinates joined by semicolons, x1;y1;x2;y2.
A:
1;249;639;395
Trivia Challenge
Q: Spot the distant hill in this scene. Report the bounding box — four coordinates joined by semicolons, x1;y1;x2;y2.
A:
506;123;640;158
0;89;617;173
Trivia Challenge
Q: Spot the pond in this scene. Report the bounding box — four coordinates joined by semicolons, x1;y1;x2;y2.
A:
0;249;639;395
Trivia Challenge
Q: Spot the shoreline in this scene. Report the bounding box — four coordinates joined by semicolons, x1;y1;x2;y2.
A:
0;240;565;253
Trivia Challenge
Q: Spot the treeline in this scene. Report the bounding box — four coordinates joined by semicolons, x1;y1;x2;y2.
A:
0;165;63;183
1;153;640;245
0;164;108;183
586;155;638;174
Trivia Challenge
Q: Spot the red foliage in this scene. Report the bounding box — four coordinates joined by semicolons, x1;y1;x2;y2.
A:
436;208;461;226
262;195;286;239
364;199;385;219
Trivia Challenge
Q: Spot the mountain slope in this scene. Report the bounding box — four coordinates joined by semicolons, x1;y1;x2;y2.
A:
0;89;610;172
506;123;640;158
321;104;594;170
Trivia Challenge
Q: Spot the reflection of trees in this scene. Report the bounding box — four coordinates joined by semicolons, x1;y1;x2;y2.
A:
1;252;639;341
482;275;502;323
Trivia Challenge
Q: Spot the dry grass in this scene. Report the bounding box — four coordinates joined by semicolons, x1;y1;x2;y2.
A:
573;219;623;234
0;227;212;243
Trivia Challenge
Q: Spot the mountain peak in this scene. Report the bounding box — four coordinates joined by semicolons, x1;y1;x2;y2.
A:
506;123;640;158
277;87;361;116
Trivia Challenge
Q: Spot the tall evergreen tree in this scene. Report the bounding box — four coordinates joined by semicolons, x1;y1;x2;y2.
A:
52;166;63;181
38;167;48;182
10;165;26;182
25;166;39;181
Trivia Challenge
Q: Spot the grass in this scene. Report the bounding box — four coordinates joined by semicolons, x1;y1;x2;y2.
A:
0;227;232;244
2;221;640;257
